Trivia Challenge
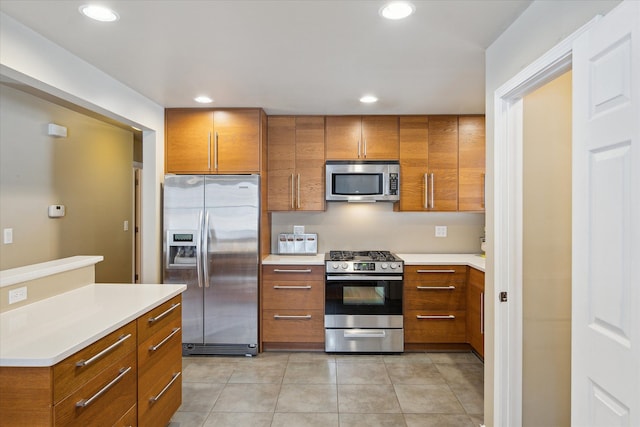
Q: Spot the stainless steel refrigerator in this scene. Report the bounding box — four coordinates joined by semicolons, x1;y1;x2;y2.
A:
163;174;259;356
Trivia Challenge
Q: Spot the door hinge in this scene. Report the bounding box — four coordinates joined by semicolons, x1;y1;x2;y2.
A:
499;291;508;302
134;274;139;281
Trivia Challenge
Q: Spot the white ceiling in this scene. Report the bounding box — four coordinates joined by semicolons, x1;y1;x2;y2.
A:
0;0;532;115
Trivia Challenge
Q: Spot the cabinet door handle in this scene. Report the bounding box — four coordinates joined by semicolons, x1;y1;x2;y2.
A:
481;172;486;209
149;372;181;404
363;139;367;158
416;286;456;290
75;366;132;407
273;285;312;289
480;292;484;334
430;172;435;209
415;269;457;274
416;315;456;320
424;173;429;209
148;302;181;323
149;327;181;352
207;132;212;171
75;333;132;367
357;140;361;158
214;131;219;170
272;269;312;273
274;314;312;320
290;174;295;209
297;174;301;209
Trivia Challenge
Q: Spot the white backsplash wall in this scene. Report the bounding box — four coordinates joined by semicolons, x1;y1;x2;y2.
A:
271;203;485;254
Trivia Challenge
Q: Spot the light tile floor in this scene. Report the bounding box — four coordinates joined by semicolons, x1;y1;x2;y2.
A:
169;351;483;427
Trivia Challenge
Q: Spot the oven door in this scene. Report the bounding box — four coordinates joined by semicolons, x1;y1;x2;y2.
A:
325;275;403;316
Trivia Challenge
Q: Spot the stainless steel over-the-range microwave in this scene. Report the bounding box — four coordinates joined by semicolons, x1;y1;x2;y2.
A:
325;160;400;202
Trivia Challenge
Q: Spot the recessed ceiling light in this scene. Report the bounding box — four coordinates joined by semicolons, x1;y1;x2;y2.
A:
79;5;119;22
379;1;415;20
194;96;214;104
360;95;378;104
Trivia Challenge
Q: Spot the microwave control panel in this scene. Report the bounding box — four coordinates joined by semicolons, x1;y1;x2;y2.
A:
389;173;398;195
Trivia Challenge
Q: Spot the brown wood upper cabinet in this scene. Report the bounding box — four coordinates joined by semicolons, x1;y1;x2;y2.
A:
398;115;485;212
165;108;264;174
458;116;486;211
325;115;399;160
267;116;326;211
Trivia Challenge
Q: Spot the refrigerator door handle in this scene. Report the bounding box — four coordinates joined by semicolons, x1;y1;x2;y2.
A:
196;210;203;288
202;210;210;288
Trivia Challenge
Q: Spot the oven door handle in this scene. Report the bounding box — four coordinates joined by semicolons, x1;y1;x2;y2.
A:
343;329;387;338
326;275;403;281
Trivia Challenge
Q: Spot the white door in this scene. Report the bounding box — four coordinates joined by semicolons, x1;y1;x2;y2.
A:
572;1;640;425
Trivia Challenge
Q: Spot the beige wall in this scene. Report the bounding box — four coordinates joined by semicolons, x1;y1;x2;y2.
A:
0;85;134;282
522;71;572;426
272;204;485;254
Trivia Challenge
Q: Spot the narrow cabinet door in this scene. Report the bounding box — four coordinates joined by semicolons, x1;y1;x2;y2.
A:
214;109;261;173
399;116;429;211
165;109;213;173
267;116;296;211
361;116;399;159
325;116;361;159
428;116;458;211
295;116;325;211
458;116;485;211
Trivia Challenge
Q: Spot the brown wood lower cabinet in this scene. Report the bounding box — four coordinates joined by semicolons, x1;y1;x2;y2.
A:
261;265;325;351
0;295;183;427
466;267;485;358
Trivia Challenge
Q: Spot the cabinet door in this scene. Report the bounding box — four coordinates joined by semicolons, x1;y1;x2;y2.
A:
214;109;261;173
428;116;458;211
267;116;296;211
165;109;213;173
399;116;429;211
361;116;399;159
295;116;326;211
325;116;361;159
458;116;486;211
466;268;484;358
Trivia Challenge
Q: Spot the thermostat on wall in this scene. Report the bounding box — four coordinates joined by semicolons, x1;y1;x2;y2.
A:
48;205;65;218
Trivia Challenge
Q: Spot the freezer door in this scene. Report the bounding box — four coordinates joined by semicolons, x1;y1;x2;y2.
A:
163;175;205;345
203;175;259;347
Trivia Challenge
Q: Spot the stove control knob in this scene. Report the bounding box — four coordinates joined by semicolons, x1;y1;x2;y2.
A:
332;263;339;269
381;263;388;269
341;263;348;270
390;263;398;269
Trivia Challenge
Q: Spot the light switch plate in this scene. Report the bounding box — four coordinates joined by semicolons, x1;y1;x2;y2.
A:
3;228;13;244
293;225;305;234
435;226;448;237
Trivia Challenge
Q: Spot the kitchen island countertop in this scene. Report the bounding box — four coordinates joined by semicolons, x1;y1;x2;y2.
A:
0;283;186;367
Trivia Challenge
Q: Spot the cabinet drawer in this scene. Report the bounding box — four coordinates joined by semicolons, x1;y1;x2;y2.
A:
54;351;137;427
468;267;484;288
404;265;467;282
138;357;182;427
404;310;467;343
114;404;137;427
138;313;182;379
138;295;182;343
404;282;466;310
262;309;324;343
262;265;324;281
53;321;137;403
262;280;324;310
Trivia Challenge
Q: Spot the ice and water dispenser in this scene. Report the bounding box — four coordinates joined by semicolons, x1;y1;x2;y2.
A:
166;230;198;268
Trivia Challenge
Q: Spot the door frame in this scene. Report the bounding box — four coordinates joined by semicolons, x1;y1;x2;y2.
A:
491;16;600;426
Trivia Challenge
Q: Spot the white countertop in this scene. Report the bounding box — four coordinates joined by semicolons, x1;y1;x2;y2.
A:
0;256;104;288
0;283;186;367
397;253;485;272
262;253;485;271
262;254;325;265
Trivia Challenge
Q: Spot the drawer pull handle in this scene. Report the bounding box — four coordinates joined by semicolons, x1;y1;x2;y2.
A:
148;302;181;323
416;286;456;290
149;327;181;352
273;269;312;273
274;314;312;320
344;330;386;338
149;372;181;404
75;366;132;408
76;333;132;367
417;315;456;320
416;269;457;273
273;285;312;289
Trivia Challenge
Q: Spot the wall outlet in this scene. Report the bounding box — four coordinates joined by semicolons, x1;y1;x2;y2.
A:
435;226;448;237
8;286;28;304
3;228;13;244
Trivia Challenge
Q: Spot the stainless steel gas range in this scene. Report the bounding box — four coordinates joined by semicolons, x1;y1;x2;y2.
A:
324;250;404;353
